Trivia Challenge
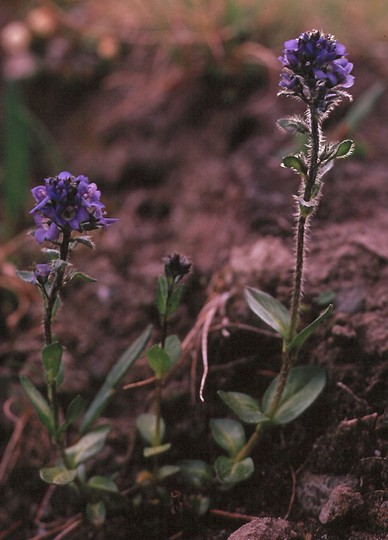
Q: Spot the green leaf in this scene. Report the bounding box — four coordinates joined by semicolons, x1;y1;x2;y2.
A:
296;196;316;218
262;366;326;424
156;465;180;481
244;287;290;339
80;326;152;434
218;391;269;424
277;117;309;134
179;460;213;489
69;271;97;283
288;305;333;351
210;419;245;458
214;456;254;485
39;466;77;485
42;248;60;260
281;155;307;175
143;443;171;458
42;342;63;384
316;290;336;307
156;276;168;317
166;283;185;316
87;501;106;527
87;475;119;493
192;495;210;516
65;425;110;468
65;395;87;425
16;271;36;284
56;360;65;388
20;375;54;434
335;139;354;158
164;334;182;365
136;413;165;446
146;344;172;377
70;236;95;250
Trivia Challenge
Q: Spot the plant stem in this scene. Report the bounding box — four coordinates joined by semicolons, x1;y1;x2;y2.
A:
234;422;265;463
268;105;321;418
43;228;72;465
155;288;170;445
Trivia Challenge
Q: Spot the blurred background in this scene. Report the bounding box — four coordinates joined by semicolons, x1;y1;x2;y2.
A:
1;0;387;237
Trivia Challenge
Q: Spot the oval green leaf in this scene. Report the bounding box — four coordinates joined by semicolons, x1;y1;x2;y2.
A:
281;155;307;175
40;466;77;485
244;287;290;339
210;418;245;458
146;344;172;377
214;456;254;485
179;459;213;489
42;342;63;383
143;443;171;458
262;365;326;424
218;391;268;424
335;139;354;158
156;276;168;317
164;334;182;365
87;475;119;493
65;394;87;425
288;305;333;351
87;501;106;528
20;375;54;434
136;413;165;446
156;465;180;481
277;117;309;134
65;425;110;468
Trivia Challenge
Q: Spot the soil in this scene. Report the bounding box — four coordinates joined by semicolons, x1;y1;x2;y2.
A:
0;51;387;540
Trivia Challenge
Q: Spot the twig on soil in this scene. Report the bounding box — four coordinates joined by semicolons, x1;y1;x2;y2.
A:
167;532;183;540
338;412;378;430
0;520;23;540
0;398;29;485
34;484;57;526
30;514;83;540
284;466;297;520
336;381;370;407
199;303;218;402
53;516;83;539
209;508;256;522
210;321;278;339
123;375;156;390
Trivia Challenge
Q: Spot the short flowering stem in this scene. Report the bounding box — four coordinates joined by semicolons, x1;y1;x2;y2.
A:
155;289;170;446
42;228;72;466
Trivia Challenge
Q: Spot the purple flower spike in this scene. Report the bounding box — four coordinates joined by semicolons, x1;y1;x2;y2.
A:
30;171;117;244
279;30;354;112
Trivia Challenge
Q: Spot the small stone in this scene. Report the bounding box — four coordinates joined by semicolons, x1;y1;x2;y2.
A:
227;517;296;540
319;484;363;524
297;471;358;516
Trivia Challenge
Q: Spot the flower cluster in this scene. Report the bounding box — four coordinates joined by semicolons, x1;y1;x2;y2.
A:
164;253;192;284
279;30;354;111
30;171;117;244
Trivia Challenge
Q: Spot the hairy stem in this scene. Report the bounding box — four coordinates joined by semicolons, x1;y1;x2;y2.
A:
268;106;321;418
43;228;72;464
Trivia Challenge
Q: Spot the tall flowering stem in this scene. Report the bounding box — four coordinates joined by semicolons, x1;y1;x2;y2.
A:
28;171;116;464
271;30;354;411
231;33;354;467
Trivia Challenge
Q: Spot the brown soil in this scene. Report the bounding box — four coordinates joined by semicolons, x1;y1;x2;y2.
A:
0;55;387;540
